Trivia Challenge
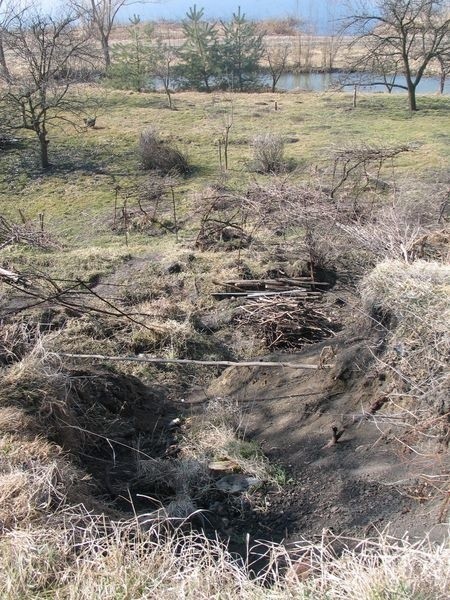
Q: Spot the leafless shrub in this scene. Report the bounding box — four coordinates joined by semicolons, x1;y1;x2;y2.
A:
329;142;413;199
139;128;190;175
251;133;286;173
242;173;448;276
331;179;449;264
337;206;424;262
193;188;252;251
112;175;180;236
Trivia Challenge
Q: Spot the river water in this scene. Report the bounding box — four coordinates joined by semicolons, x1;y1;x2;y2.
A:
263;71;449;94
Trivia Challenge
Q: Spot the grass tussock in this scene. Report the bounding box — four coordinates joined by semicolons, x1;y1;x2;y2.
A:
136;398;274;514
0;453;86;529
361;259;449;438
178;398;273;482
361;260;449;380
139;127;190;175
0;353;94;529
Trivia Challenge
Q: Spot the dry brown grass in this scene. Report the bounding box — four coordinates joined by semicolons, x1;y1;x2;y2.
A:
0;517;448;599
361;259;449;395
0;273;448;598
178;398;274;482
0;347;95;530
360;258;450;496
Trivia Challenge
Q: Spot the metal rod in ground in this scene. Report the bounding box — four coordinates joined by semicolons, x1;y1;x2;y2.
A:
55;352;329;370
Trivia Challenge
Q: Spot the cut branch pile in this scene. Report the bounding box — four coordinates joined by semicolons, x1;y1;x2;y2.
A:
212;277;328;299
237;295;338;350
196;220;251;251
0;215;59;250
214;277;338;350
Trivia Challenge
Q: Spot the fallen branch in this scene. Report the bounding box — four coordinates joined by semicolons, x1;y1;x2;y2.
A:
213;290;323;300
213;278;329;291
54;352;331;370
0;266;27;284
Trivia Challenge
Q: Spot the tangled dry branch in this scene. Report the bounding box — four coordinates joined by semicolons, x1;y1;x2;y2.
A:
0;215;59;250
237;295;339;350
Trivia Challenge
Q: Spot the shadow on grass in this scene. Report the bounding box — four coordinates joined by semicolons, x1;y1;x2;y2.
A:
100;89;171;111
0;139;141;186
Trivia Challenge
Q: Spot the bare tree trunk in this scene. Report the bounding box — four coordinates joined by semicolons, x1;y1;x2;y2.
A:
38;131;50;169
407;81;417;111
439;71;446;95
162;78;172;109
224;124;231;170
0;33;10;81
101;34;110;69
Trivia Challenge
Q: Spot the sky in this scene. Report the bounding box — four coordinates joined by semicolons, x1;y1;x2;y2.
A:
118;1;348;32
37;1;350;34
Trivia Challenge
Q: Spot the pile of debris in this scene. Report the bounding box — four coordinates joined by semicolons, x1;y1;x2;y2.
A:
196;222;251;251
0;215;58;250
213;277;339;350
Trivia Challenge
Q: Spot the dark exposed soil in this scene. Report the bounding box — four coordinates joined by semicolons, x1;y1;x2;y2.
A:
50;272;448;555
196;334;449;546
5;254;446;558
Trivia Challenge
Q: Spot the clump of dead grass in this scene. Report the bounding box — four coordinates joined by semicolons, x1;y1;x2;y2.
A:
0;349;93;529
361;259;449;454
139;128;190;175
135;397;273;515
179;398;274;482
0;454;86;529
361;259;449;388
137;456;211;498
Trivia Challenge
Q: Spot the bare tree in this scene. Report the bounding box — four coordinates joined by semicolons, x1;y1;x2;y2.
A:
0;0;10;79
0;0;22;81
346;0;450;111
265;42;290;92
71;0;150;69
1;9;94;168
436;52;450;92
151;30;177;109
204;95;234;171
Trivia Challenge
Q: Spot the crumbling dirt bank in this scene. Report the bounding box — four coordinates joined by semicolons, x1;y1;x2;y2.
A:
189;334;449;545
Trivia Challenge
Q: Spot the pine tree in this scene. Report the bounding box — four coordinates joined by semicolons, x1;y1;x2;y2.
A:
109;17;153;92
177;5;220;92
220;8;264;91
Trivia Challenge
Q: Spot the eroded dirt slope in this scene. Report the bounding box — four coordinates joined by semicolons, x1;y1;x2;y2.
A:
190;334;449;544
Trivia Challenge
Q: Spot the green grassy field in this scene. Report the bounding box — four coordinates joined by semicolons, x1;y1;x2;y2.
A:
1;88;449;251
